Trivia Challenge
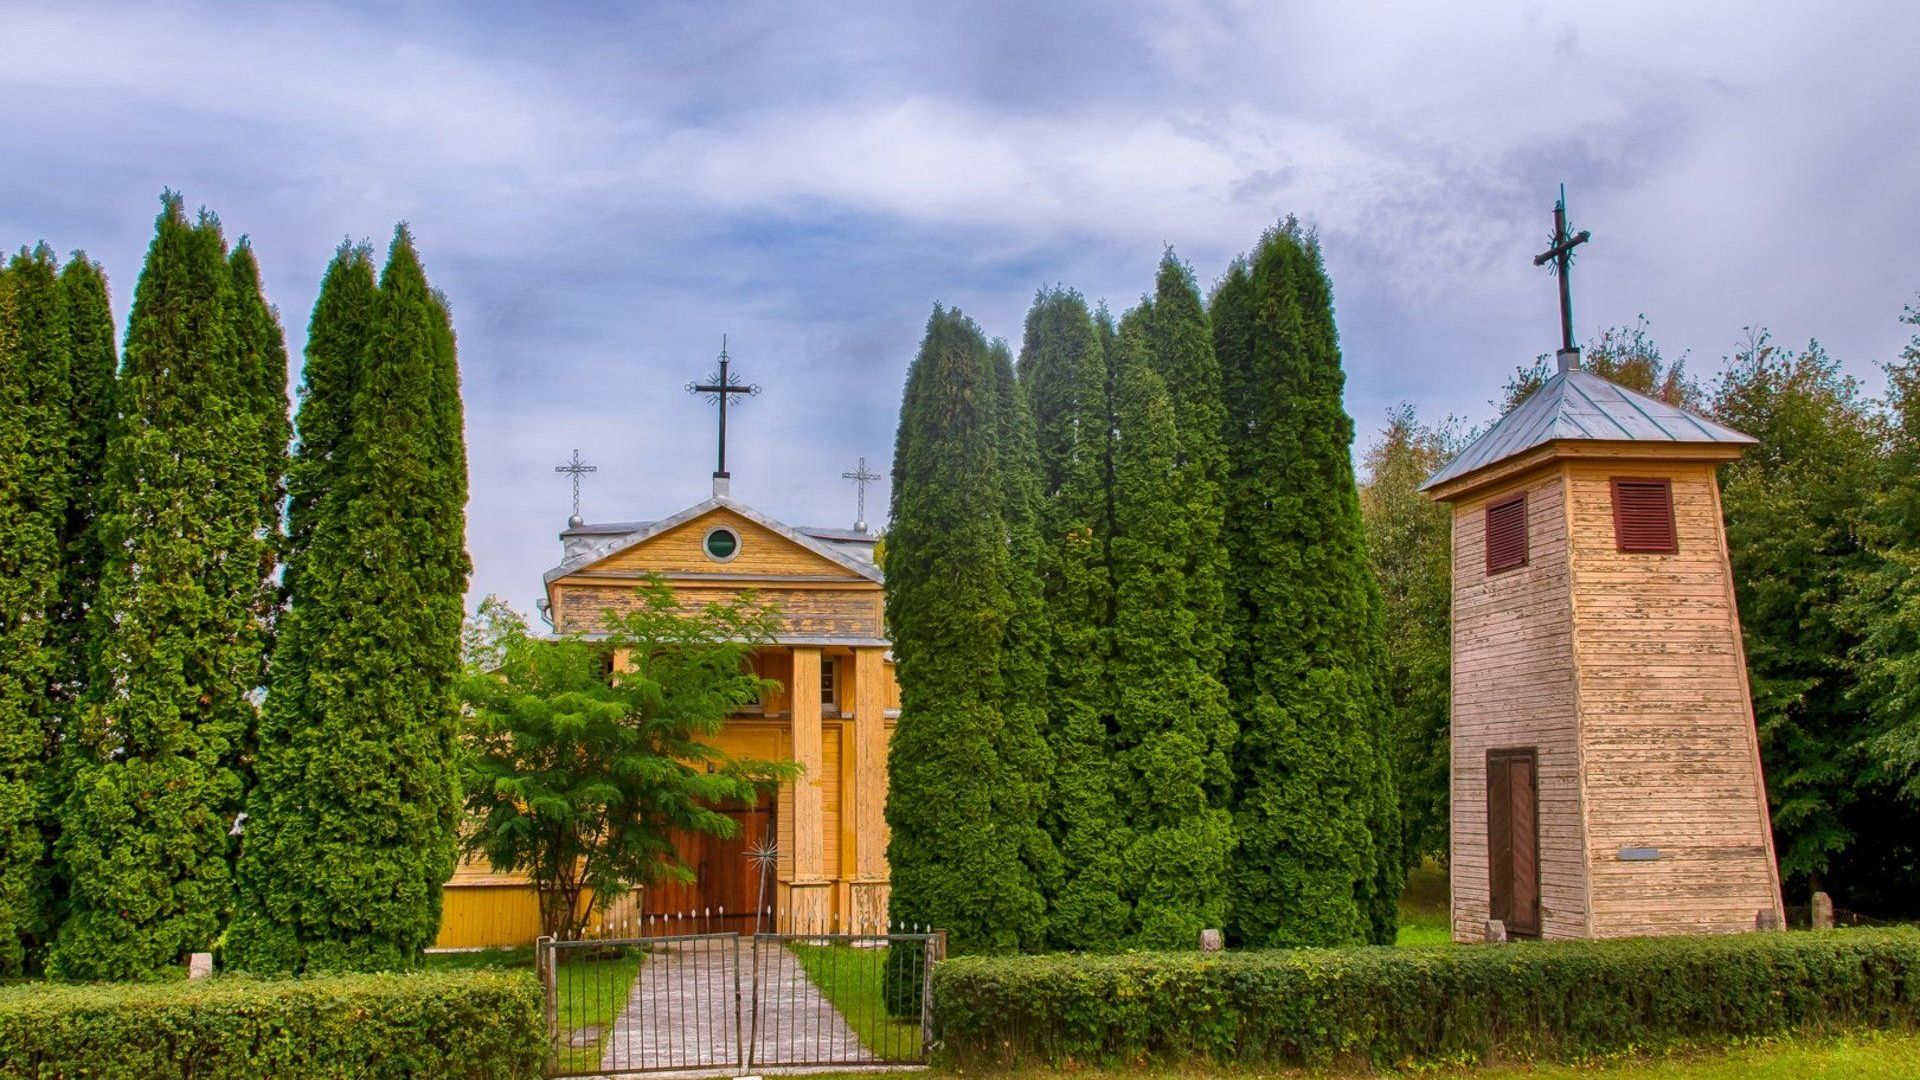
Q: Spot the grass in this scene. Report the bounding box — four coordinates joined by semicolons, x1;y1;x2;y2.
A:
1394;907;1452;948
1395;858;1454;948
424;944;640;1072
805;1030;1920;1078
791;942;924;1061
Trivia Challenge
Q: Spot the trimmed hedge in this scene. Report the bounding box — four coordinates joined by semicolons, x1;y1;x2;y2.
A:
0;969;543;1079
933;929;1920;1069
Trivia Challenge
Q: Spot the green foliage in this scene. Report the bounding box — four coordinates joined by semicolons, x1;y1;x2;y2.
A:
0;246;71;975
1852;300;1920;803
52;198;272;980
1214;222;1399;947
225;241;290;653
932;929;1920;1070
1109;306;1235;950
1359;405;1459;869
226;227;464;972
1712;332;1882;887
884;305;1052;955
51;255;114;711
1500;315;1705;413
457;588;797;939
228;242;379;973
1020;287;1126;950
0;969;544;1079
988;341;1064;931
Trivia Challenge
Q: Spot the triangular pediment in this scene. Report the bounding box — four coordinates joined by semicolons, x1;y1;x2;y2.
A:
545;497;881;585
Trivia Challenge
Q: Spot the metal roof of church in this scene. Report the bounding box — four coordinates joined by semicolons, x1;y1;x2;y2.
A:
1422;367;1754;492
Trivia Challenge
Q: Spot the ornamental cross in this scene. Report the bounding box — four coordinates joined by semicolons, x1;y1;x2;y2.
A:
841;455;881;533
1533;183;1593;360
554;448;597;522
685;334;760;481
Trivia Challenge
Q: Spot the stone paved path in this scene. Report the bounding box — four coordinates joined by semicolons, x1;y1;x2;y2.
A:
597;938;875;1074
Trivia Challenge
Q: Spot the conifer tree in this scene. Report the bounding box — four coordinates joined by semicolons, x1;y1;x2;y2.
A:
231;229;466;971
0;246;71;974
1214;223;1399;947
51;256;115;708
228;241;291;606
228;244;380;971
1017;288;1127;950
1108;315;1236;946
885;306;1047;954
988;341;1060;934
52;199;267;979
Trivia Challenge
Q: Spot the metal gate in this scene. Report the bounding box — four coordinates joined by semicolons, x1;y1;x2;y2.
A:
537;926;941;1077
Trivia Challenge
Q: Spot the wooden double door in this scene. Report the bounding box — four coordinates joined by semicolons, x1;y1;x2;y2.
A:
642;794;775;934
1486;749;1541;938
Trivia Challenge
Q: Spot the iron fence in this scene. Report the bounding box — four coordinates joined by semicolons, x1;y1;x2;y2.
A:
536;918;942;1078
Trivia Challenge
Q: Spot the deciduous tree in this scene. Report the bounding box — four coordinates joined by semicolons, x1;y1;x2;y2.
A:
459;589;797;939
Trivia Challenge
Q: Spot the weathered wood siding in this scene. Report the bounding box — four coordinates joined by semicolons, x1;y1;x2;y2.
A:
597;508;862;579
1450;469;1590;941
1564;461;1782;936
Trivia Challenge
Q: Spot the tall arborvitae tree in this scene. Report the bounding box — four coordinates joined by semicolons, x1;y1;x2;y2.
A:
0;246;72;974
1017;288;1128;950
228;243;380;971
51;256;115;709
52;199;269;979
1107;314;1236;947
988;340;1060;939
885;306;1047;953
228;242;291;645
231;229;466;971
1214;222;1399;947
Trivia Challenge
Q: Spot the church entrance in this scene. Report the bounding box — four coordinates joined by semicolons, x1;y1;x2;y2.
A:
642;792;775;935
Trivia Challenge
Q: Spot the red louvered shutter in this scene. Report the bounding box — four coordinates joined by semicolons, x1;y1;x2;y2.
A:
1611;477;1678;553
1484;493;1528;574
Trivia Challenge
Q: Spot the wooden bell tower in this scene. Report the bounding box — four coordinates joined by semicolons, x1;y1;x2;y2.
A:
1422;191;1783;941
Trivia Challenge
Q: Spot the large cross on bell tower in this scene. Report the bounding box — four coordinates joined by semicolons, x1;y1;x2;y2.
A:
1533;183;1593;373
686;334;760;497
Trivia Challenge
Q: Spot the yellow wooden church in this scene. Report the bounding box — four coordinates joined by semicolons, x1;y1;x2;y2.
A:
436;467;898;947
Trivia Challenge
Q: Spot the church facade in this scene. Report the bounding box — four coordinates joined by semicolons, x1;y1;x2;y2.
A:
436;489;897;947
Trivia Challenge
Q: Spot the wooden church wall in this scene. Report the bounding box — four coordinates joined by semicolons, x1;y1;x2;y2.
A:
1450;469;1590;941
1563;460;1782;936
596;508;861;578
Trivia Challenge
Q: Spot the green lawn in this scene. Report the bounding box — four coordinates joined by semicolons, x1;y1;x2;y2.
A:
837;1030;1920;1078
1394;907;1452;948
424;945;640;1072
791;942;924;1061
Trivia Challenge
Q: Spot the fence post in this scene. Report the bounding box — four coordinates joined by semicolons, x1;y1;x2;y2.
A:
536;935;558;1075
920;930;945;1061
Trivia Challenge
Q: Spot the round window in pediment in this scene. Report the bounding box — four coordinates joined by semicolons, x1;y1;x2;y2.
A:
703;525;741;562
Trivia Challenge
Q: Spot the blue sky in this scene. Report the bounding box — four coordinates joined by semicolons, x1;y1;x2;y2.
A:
4;1;1917;614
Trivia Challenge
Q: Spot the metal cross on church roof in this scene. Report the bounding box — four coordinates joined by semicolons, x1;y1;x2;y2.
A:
686;334;760;487
554;448;597;526
1533;183;1593;371
841;455;880;534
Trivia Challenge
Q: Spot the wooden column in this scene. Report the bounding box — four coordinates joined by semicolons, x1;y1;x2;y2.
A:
848;646;892;933
786;647;832;932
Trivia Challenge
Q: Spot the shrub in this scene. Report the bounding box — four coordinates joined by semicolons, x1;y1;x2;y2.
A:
933;929;1920;1070
0;969;544;1079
